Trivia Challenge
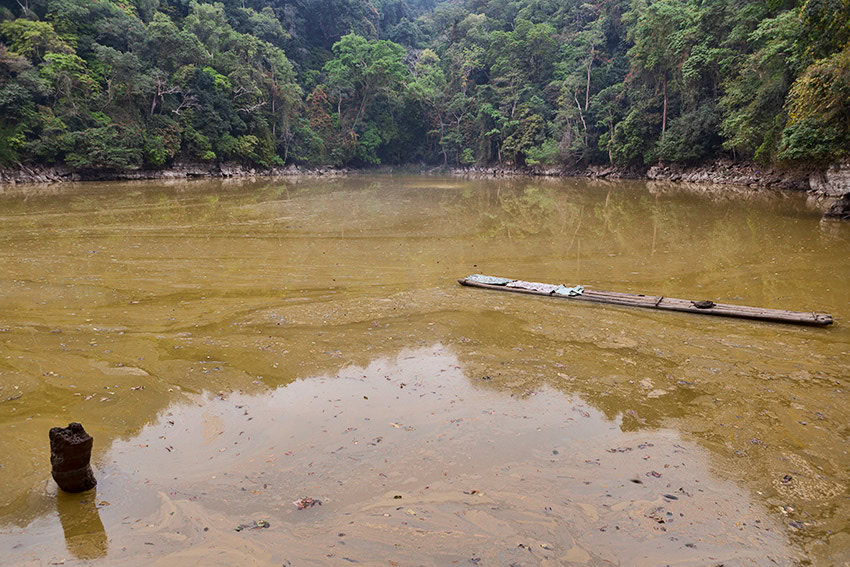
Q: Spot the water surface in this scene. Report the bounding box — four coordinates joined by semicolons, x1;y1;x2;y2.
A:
0;176;848;564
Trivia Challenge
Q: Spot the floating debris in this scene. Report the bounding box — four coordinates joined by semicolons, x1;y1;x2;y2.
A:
294;497;322;510
235;520;270;532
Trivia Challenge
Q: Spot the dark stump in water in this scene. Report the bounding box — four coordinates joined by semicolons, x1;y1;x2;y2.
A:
49;423;97;493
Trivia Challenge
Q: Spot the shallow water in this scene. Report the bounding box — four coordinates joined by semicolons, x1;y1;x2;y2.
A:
0;175;848;565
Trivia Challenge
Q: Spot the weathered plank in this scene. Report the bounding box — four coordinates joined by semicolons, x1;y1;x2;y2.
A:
458;277;834;327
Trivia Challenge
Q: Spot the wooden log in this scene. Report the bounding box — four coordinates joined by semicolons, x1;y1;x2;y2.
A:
49;423;97;493
458;278;834;327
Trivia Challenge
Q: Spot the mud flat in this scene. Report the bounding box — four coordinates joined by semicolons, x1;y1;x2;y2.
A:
1;347;795;566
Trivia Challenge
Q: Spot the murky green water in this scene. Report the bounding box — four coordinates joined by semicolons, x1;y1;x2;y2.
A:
1;176;848;565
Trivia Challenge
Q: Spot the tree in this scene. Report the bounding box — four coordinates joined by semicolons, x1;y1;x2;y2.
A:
0;19;73;63
625;0;693;139
719;10;802;161
0;45;47;165
779;44;850;162
408;48;449;163
322;33;408;164
0;0;848;171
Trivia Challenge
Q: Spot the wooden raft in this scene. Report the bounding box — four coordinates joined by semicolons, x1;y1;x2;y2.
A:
458;276;834;327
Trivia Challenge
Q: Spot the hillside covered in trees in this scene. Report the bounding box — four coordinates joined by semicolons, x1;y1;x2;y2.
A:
0;0;848;172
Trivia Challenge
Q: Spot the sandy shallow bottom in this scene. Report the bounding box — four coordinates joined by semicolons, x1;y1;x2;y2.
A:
2;347;794;566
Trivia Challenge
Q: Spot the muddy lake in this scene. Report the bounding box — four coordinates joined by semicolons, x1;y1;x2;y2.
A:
0;175;849;565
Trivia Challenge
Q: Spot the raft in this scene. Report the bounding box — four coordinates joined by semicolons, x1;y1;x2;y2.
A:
458;275;834;327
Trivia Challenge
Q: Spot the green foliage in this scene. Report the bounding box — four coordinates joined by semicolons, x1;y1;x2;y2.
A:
355;124;382;165
657;105;723;163
625;0;693;81
719;10;802;161
779;44;850;161
202;66;230;91
64;124;144;169
501;112;545;165
800;0;850;59
0;0;848;171
525;139;560;166
777;117;845;162
0;19;73;62
144;134;170;166
612;96;661;166
320;33;409;165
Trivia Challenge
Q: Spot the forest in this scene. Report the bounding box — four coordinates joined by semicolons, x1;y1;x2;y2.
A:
0;0;848;171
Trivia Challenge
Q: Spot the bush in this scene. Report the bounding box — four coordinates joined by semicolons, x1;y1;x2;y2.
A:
526;139;560;166
355;124;382;166
657;105;722;164
64;124;144;169
779;45;850;163
612;104;660;166
777;117;845;162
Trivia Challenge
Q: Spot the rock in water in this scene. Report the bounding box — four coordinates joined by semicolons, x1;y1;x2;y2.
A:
824;194;850;220
49;423;97;492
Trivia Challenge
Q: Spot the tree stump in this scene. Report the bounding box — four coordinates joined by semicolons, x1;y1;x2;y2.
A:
49;423;97;493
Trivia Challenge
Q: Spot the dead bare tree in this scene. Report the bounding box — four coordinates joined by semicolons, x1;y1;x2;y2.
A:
150;78;180;117
171;93;198;115
238;101;266;114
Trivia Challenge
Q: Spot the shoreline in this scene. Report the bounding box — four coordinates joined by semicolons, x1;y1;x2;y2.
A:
447;159;849;195
2;160;848;216
0;162;350;186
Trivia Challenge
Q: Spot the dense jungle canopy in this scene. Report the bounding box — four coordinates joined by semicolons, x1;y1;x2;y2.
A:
0;0;848;170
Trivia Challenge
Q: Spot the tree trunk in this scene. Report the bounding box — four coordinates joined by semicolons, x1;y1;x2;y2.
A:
151;82;161;117
352;90;369;132
661;74;668;138
439;117;447;165
585;47;593;111
574;93;588;155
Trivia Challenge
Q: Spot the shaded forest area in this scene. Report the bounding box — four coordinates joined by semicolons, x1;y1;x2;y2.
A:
0;0;848;171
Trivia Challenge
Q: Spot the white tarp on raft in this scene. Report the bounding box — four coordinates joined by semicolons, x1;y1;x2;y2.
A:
505;280;557;293
505;280;584;296
465;274;515;285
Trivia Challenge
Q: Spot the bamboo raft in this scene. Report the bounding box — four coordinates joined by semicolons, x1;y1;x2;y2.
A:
458;275;834;327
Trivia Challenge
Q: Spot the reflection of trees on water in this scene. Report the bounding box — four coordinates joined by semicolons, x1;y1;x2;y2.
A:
439;181;581;240
479;186;559;239
435;178;833;307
